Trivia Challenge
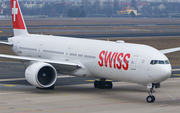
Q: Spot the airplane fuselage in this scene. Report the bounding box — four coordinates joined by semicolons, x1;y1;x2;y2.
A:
0;0;178;103
8;34;171;86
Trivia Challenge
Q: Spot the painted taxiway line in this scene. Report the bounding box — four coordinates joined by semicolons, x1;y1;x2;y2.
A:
172;74;180;76
0;75;74;82
172;68;180;71
0;92;24;95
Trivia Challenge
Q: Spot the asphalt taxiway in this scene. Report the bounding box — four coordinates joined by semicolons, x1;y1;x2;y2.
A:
0;62;180;113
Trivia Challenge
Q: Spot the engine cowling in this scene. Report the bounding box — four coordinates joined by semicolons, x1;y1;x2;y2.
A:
25;62;57;88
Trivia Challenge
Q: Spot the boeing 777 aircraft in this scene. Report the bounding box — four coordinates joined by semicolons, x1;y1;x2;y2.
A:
0;0;180;103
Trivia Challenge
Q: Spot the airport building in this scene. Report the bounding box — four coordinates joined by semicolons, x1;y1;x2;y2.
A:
0;0;180;18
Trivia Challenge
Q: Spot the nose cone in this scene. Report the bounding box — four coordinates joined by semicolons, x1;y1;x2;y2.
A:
160;65;171;82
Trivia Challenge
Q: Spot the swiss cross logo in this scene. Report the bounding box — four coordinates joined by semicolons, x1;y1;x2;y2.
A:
12;1;18;21
10;0;26;30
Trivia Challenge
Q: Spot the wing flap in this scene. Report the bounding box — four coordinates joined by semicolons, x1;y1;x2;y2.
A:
160;47;180;54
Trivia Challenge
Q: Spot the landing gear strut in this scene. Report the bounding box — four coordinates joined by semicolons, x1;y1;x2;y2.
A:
146;84;155;103
94;78;113;89
146;83;160;103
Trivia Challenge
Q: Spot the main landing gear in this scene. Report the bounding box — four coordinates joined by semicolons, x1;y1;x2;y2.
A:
146;83;160;103
94;78;113;89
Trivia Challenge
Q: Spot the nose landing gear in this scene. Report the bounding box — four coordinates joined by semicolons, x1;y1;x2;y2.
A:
146;83;160;103
146;86;155;103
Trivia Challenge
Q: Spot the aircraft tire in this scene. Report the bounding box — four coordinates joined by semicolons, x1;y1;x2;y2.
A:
151;95;155;102
146;95;155;103
107;82;113;89
94;81;113;89
99;81;105;89
94;81;99;88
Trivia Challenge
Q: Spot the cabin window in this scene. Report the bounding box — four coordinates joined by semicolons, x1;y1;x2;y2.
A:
43;50;64;54
70;53;77;56
84;55;96;59
78;54;83;57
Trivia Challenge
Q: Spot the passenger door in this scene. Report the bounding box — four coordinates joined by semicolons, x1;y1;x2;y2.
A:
130;55;138;70
66;47;71;61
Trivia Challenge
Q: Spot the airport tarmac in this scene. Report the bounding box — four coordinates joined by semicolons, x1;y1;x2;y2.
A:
0;62;180;113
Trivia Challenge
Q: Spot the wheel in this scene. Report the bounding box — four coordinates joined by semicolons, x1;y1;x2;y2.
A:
108;82;113;89
94;81;99;88
151;95;155;102
105;81;113;89
146;95;155;103
99;81;105;89
146;96;153;103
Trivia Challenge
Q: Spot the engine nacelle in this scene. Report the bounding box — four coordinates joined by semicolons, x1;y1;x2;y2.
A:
25;62;57;88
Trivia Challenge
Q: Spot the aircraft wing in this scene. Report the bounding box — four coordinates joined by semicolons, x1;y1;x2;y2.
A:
0;41;13;46
160;47;180;54
0;54;81;72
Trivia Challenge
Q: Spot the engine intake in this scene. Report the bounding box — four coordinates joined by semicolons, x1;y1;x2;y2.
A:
25;62;57;88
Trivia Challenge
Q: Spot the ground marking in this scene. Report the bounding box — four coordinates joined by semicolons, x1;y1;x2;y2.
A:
172;74;180;76
0;92;24;95
172;68;180;71
3;85;16;87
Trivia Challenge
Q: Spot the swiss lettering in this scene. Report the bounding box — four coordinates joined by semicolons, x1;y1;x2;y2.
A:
122;53;130;70
98;50;131;70
98;50;105;67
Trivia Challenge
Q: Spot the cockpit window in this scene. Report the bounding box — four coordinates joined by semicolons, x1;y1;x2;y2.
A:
159;60;165;64
165;60;170;64
150;60;170;65
154;60;158;64
150;60;154;64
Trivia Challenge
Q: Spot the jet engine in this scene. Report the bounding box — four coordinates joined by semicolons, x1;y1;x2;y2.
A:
25;62;57;88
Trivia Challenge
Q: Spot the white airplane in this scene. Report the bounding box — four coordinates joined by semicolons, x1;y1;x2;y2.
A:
0;0;180;103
